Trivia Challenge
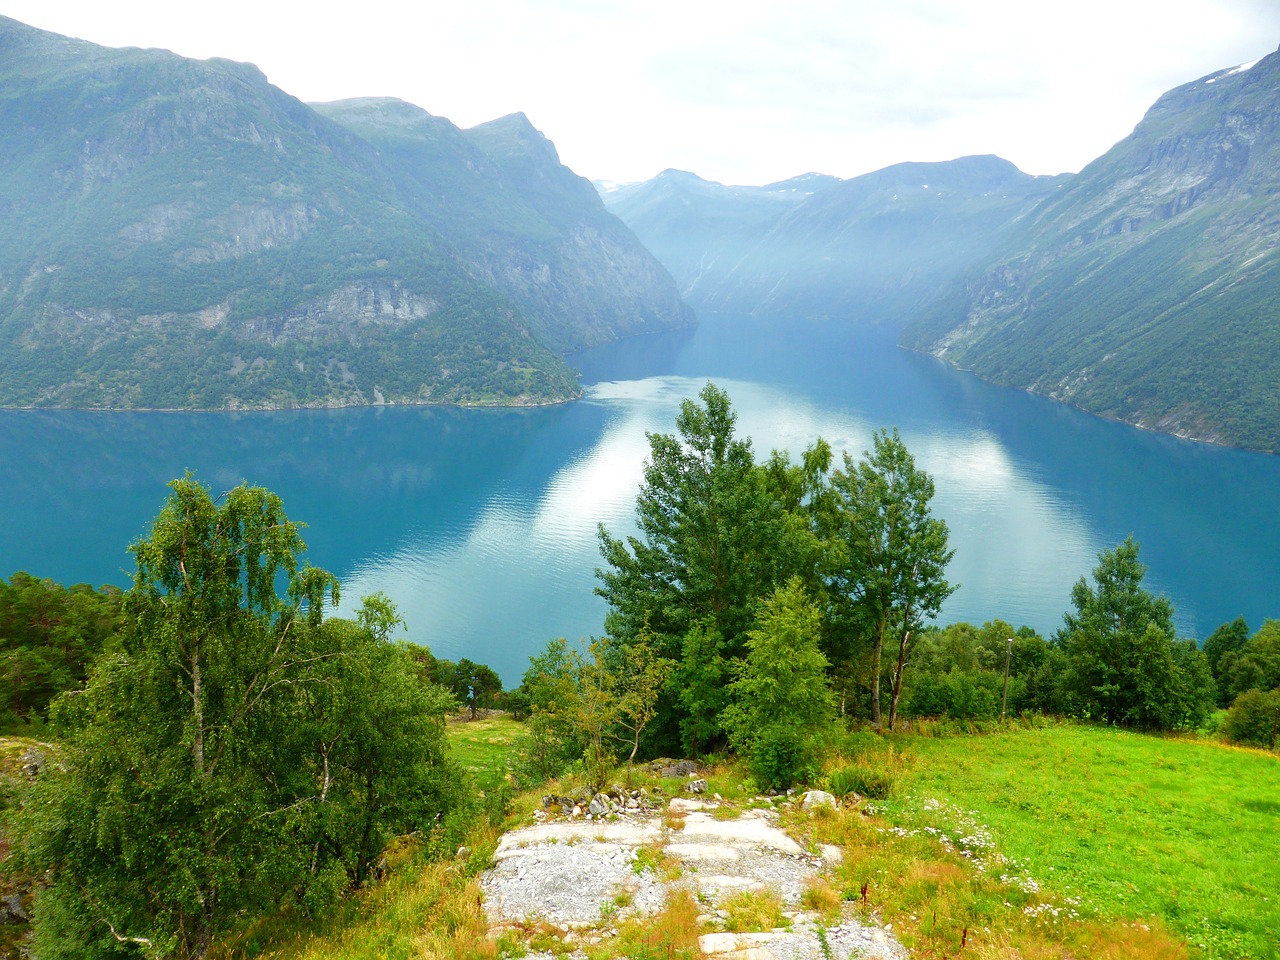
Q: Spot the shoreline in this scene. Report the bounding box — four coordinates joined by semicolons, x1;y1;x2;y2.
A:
899;343;1276;457
0;389;585;415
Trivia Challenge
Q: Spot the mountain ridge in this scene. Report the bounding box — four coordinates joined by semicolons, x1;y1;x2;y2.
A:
0;16;691;410
602;153;1061;325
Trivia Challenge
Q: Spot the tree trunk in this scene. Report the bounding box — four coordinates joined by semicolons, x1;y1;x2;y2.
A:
870;620;885;728
192;649;204;777
888;630;911;730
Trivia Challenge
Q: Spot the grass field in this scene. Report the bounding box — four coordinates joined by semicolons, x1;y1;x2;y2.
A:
889;725;1280;960
445;715;522;790
113;721;1280;959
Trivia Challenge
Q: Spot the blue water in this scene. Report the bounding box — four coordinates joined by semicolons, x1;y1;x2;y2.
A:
2;315;1277;683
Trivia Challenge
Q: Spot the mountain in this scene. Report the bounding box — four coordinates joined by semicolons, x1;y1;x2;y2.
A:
0;17;690;410
599;169;834;299
902;47;1280;452
600;158;1059;325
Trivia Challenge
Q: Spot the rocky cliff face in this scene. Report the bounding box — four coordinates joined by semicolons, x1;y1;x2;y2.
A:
0;17;690;410
904;47;1280;452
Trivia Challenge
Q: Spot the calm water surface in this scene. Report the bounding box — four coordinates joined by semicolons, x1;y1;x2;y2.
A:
3;315;1277;682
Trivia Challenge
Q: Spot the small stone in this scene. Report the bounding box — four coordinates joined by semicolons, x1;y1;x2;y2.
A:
687;778;708;793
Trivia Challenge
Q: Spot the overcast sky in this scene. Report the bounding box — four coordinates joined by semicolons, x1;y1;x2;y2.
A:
5;1;1279;185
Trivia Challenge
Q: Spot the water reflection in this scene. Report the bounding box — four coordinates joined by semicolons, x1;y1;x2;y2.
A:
338;375;1101;680
3;316;1279;683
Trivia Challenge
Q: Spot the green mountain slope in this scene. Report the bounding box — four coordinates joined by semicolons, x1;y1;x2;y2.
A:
0;17;689;409
903;47;1280;452
601;158;1058;325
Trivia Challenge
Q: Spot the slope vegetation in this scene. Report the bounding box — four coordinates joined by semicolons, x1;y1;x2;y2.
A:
0;17;690;410
905;47;1280;452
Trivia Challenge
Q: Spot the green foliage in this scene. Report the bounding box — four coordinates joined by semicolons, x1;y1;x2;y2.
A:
1203;616;1250;700
0;573;122;728
511;638;585;785
1217;619;1280;703
1219;688;1280;750
512;634;673;790
824;427;956;729
432;656;503;720
18;477;461;959
722;578;832;789
1055;537;1213;731
826;762;897;800
596;383;810;751
674;619;731;755
595;386;965;752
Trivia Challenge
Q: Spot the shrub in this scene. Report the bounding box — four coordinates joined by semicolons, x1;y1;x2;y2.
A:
749;722;816;791
827;762;897;800
1220;689;1279;749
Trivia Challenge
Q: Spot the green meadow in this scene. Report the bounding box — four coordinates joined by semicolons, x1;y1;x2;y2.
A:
891;725;1280;960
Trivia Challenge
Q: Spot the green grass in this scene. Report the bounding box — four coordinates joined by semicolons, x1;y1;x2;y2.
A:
446;715;523;790
890;725;1280;960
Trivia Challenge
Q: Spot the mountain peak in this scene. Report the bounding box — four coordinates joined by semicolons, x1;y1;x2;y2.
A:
465;112;561;164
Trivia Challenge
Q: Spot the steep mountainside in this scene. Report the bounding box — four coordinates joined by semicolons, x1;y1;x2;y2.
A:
601;158;1059;324
0;17;689;410
313;102;691;353
903;47;1280;452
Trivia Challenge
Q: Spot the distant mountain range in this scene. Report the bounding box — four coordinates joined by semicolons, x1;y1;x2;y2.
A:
601;159;1061;325
603;47;1280;453
0;17;690;409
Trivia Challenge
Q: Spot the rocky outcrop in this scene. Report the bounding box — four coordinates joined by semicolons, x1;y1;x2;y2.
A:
482;793;905;959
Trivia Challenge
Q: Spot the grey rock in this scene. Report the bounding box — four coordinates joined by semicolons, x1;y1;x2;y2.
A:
1;893;28;924
801;790;838;810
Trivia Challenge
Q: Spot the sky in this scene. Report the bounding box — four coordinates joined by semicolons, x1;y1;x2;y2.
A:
5;1;1279;186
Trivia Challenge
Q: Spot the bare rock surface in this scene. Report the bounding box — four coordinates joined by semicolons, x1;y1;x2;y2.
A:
480;795;907;958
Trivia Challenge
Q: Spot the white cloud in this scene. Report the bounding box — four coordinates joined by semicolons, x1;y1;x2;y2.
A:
5;0;1277;184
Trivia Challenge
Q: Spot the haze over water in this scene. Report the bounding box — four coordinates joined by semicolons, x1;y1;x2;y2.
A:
3;314;1277;683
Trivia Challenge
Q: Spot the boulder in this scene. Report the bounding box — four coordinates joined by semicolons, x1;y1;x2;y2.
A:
801;790;838;811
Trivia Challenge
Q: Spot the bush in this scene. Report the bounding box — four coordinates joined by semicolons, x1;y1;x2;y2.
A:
827;762;896;800
1220;689;1279;749
748;723;816;791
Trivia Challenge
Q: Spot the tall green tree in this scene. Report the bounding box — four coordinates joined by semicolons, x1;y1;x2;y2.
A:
1202;616;1250;684
23;477;458;960
825;428;956;729
595;383;805;748
1055;537;1212;730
